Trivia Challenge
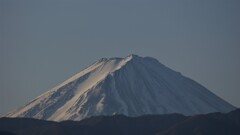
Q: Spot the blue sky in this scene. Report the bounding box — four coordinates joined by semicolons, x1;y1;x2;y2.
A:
1;0;240;115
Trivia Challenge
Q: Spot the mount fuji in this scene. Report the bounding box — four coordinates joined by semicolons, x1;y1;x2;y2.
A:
6;55;235;121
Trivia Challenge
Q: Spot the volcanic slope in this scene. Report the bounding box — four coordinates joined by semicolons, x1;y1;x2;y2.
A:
6;55;236;121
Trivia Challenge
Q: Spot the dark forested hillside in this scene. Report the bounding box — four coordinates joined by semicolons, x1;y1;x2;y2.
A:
1;109;239;135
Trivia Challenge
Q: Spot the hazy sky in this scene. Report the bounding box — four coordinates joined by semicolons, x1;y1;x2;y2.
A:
1;0;240;115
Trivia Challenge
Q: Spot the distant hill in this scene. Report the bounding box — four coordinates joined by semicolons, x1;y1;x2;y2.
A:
1;109;239;135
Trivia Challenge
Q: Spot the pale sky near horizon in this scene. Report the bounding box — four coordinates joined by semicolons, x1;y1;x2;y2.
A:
1;0;240;115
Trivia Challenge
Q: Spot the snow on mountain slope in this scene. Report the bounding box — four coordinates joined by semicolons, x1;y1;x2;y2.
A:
6;55;236;121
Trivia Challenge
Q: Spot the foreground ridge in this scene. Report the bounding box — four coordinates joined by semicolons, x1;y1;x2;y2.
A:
1;109;240;135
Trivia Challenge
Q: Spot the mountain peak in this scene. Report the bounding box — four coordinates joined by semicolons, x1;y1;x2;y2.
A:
6;55;236;121
98;54;141;62
125;54;141;59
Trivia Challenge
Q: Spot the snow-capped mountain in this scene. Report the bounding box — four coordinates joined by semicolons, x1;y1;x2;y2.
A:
6;55;236;121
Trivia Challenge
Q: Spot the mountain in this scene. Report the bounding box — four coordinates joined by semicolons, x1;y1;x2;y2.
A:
1;109;240;135
6;54;235;121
